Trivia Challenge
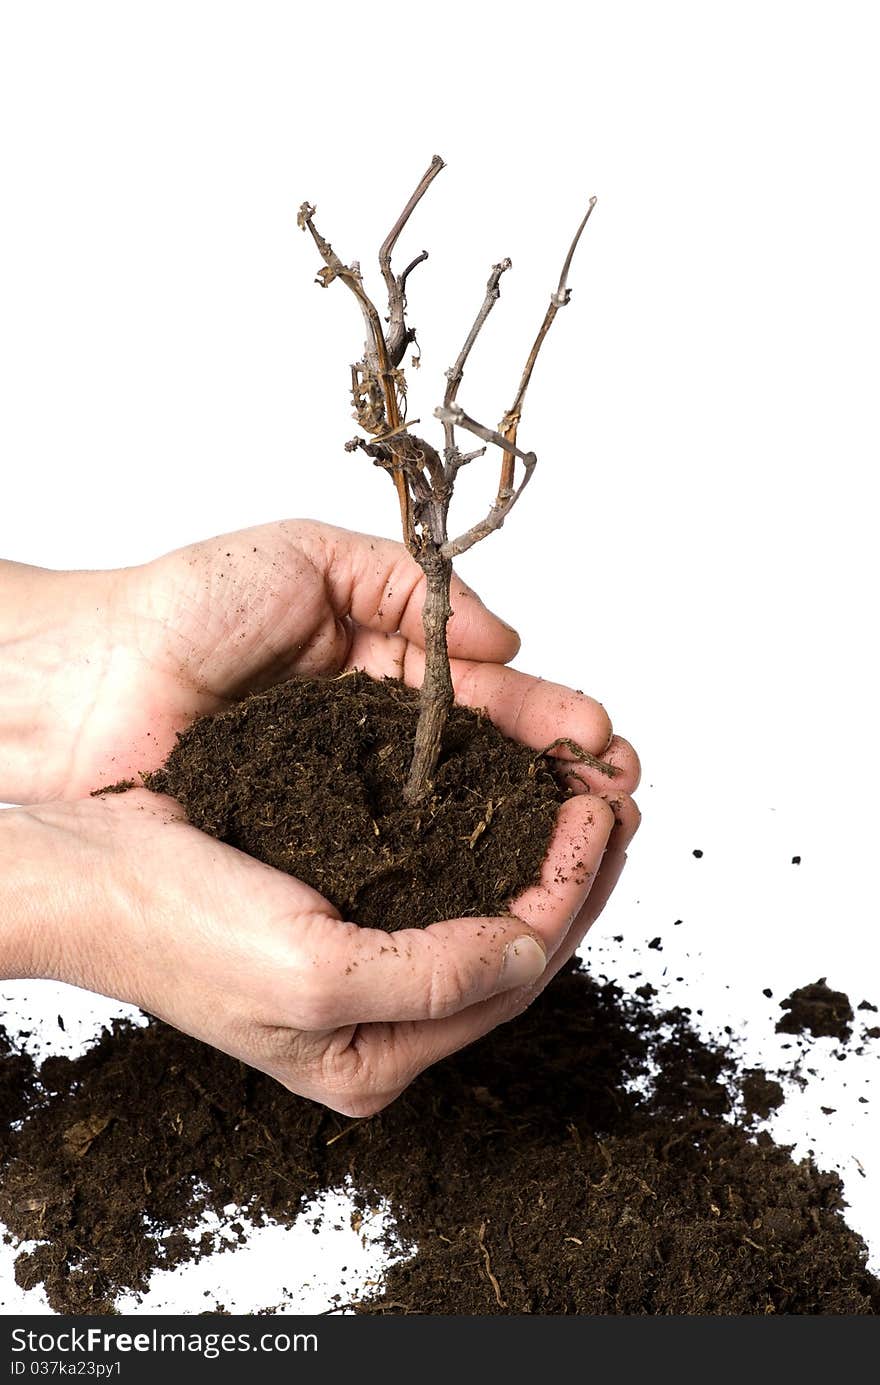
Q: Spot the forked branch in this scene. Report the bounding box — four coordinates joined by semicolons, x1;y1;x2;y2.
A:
380;155;445;368
442;258;512;465
437;196;597;560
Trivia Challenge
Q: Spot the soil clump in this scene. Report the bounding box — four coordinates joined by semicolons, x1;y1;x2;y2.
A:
777;980;855;1042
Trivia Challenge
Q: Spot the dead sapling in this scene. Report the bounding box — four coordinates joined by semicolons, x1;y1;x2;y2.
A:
299;155;611;805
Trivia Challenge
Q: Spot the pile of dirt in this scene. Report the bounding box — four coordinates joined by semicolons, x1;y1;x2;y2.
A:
1;964;877;1315
144;672;566;931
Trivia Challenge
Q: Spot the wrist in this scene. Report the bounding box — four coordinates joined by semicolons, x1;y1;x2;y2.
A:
0;797;130;990
0;562;120;802
0;804;64;979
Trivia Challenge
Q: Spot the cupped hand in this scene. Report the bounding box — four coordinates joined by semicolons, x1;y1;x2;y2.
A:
13;770;636;1114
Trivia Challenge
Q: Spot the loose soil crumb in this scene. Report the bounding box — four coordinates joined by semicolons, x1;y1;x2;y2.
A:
1;965;877;1315
740;1068;785;1121
145;672;564;931
777;979;855;1042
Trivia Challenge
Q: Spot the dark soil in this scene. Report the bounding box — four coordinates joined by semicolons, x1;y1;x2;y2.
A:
777;979;855;1042
1;964;877;1315
740;1068;785;1121
0;1026;35;1164
144;672;565;931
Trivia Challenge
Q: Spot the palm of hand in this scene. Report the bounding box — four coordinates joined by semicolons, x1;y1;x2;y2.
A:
46;523;390;796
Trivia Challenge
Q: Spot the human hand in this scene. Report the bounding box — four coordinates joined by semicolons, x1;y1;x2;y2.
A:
5;756;636;1114
1;518;639;1110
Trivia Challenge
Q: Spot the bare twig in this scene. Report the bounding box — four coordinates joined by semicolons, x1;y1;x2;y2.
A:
434;403;536;468
434;404;537;559
442;259;512;465
435;198;596;561
297;204;390;384
496;196;597;502
400;249;429;291
439;461;536;558
534;736;620;780
380;155;445;368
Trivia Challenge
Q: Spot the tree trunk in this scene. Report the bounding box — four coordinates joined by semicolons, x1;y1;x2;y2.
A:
404;550;454;804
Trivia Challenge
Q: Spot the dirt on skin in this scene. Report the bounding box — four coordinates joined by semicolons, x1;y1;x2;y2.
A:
1;964;877;1315
144;672;567;932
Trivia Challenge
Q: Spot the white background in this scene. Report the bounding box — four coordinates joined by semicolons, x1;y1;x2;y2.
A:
1;1;878;1312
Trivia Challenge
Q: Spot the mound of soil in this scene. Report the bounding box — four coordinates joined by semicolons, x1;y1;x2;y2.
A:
144;672;565;931
1;964;877;1315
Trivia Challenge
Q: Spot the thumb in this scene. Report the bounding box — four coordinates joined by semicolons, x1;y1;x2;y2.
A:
280;913;547;1030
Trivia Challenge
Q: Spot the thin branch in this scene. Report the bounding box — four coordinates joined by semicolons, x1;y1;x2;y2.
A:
434;400;537;560
554;198;597;305
496;196;597;502
436;198;597;562
440;464;535;559
434;403;536;467
380;155;446;367
439;448;536;561
297;205;389;380
442;258;512;460
400;249;429;291
458;445;487;465
535;737;620;779
379;155;445;283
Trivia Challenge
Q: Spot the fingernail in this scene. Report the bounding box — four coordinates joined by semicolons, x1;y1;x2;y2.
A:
500;936;547;990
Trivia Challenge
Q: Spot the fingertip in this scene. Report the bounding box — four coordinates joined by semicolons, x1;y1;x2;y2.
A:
593;792;619;843
561;789;617;845
501;797;600;957
488;619;521;663
602;736;641;792
605;793;641;849
446;577;520;664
